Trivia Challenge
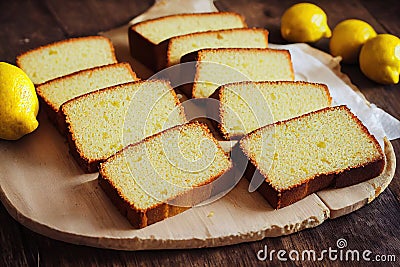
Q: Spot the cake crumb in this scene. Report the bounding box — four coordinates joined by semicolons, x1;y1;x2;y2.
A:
19;38;30;44
207;211;214;218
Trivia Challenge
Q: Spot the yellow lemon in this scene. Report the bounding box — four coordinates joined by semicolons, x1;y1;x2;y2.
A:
281;3;331;43
359;34;400;85
330;19;377;64
0;62;39;140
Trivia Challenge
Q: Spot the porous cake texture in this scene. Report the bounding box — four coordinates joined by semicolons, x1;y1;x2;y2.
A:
36;63;138;125
17;36;117;84
210;81;332;139
184;48;294;98
60;80;187;173
98;122;232;228
239;105;385;209
166;28;269;67
129;12;247;71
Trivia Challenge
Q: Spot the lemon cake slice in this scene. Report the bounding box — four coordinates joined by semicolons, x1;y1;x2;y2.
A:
98;122;232;228
129;12;247;71
36;63;139;125
210;81;332;139
238;105;385;209
16;36;117;84
181;48;294;98
60;80;187;173
166;28;269;67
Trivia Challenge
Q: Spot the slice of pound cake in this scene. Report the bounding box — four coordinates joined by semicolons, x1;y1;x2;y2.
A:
210;81;332;139
238;105;385;209
98;122;232;228
181;48;294;98
17;36;117;84
166;28;269;67
129;12;246;71
60;80;187;173
36;63;139;125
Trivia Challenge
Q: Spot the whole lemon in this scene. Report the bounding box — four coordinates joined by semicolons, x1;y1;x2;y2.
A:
359;34;400;84
330;19;377;64
281;3;331;43
0;62;39;140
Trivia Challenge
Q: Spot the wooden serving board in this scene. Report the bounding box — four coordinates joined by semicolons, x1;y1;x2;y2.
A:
0;110;395;250
0;4;396;249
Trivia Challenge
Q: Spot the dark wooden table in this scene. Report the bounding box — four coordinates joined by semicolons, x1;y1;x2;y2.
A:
1;0;399;266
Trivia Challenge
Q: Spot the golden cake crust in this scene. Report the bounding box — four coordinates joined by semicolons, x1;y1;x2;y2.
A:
16;36;117;84
166;28;269;67
36;62;137;129
209;80;332;140
128;12;247;71
238;105;385;209
130;12;246;34
180;48;295;98
60;80;186;173
98;122;232;228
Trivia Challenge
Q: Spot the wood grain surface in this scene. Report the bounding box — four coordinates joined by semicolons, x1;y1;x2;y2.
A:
0;0;399;266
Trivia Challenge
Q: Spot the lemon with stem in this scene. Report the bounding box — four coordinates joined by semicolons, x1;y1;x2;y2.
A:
281;3;331;43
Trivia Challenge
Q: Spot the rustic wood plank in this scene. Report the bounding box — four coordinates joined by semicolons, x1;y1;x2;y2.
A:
214;189;400;267
0;0;66;64
0;204;30;267
0;0;399;265
9;188;400;266
388;141;400;202
361;0;400;35
43;0;154;37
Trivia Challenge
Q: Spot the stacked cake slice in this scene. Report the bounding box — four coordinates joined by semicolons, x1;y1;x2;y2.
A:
17;36;117;84
182;48;294;98
129;12;248;70
238;106;385;209
60;80;187;172
99;122;232;228
210;81;332;139
166;28;269;67
36;63;138;126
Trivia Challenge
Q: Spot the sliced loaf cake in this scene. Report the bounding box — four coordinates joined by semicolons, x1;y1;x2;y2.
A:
166;28;269;67
17;36;117;84
98;121;232;228
238;105;385;209
36;63;139;125
210;81;332;139
60;80;187;172
181;48;294;98
129;12;247;71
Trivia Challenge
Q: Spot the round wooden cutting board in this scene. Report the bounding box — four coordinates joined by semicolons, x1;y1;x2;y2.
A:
0;27;396;250
0;107;395;250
